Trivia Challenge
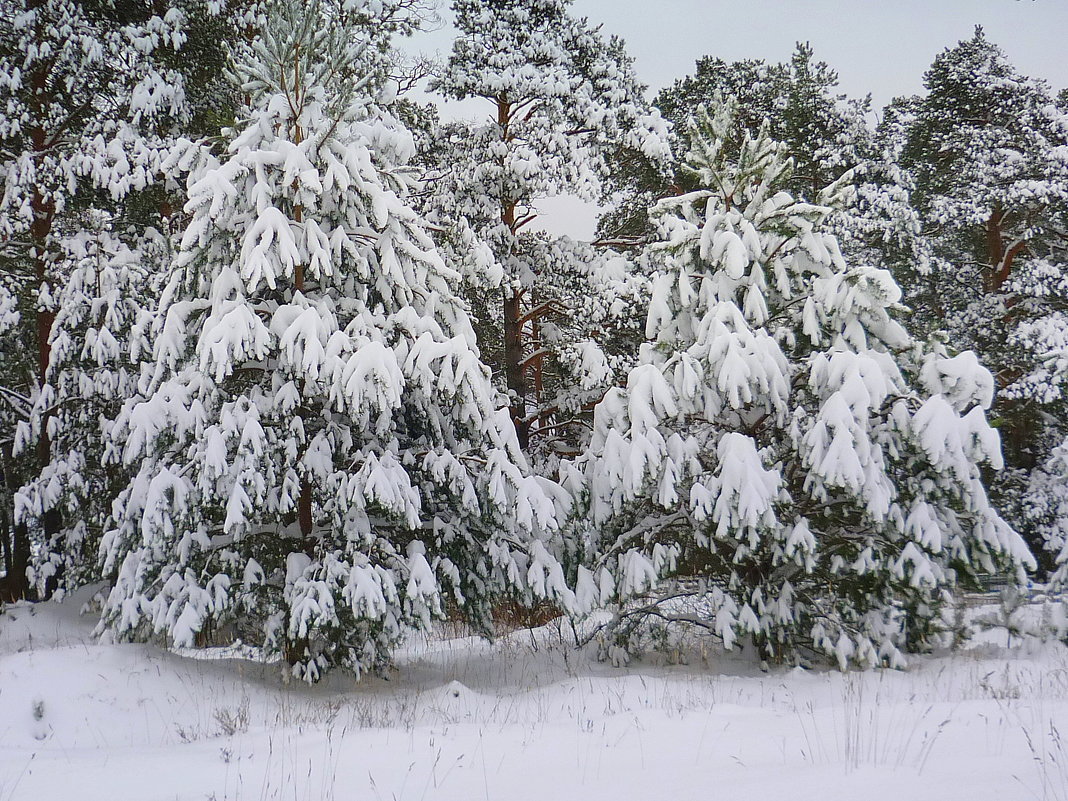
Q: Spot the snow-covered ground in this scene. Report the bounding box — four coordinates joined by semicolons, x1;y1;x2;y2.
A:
2;593;1067;801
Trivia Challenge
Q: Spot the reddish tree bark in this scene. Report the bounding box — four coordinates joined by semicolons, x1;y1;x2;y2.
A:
985;206;1028;292
291;198;314;542
496;96;533;449
7;7;61;600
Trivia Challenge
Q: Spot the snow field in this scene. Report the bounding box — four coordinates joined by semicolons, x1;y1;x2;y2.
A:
2;595;1068;801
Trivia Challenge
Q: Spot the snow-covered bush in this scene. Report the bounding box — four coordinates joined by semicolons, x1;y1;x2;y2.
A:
97;0;573;681
565;100;1034;669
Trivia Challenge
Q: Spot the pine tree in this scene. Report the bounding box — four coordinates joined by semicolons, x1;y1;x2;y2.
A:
98;0;571;681
897;27;1068;562
601;43;926;281
1024;441;1068;591
0;0;207;598
656;44;868;202
0;0;253;598
14;225;170;594
430;0;670;456
566;101;1033;668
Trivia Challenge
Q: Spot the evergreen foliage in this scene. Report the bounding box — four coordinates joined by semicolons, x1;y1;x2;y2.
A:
430;0;671;459
16;226;169;592
566;102;1033;667
0;0;244;598
96;0;571;681
894;27;1068;565
601;44;926;285
0;3;1057;678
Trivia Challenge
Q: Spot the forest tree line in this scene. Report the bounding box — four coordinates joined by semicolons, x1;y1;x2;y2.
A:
0;0;1063;679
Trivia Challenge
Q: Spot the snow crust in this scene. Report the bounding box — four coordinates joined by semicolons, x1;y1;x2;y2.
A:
2;593;1067;801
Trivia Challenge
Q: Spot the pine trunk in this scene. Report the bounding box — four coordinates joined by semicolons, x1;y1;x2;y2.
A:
24;27;60;600
503;289;528;450
496;96;531;449
0;448;30;602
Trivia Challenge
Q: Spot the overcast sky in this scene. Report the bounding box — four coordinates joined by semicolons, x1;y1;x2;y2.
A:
405;0;1068;238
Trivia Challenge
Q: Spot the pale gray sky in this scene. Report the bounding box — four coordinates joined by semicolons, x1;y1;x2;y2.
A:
406;0;1068;238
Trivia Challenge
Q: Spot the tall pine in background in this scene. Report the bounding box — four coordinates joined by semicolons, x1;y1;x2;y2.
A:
895;27;1068;566
431;0;671;460
0;0;243;599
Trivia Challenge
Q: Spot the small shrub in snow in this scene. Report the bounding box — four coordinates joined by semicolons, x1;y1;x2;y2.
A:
213;699;250;737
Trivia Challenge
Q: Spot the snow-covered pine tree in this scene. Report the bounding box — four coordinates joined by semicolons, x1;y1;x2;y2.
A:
14;225;170;595
0;0;195;598
1017;213;1068;589
430;0;670;457
98;0;571;681
601;43;927;281
566;100;1033;668
896;28;1068;558
1024;441;1068;592
0;0;255;598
